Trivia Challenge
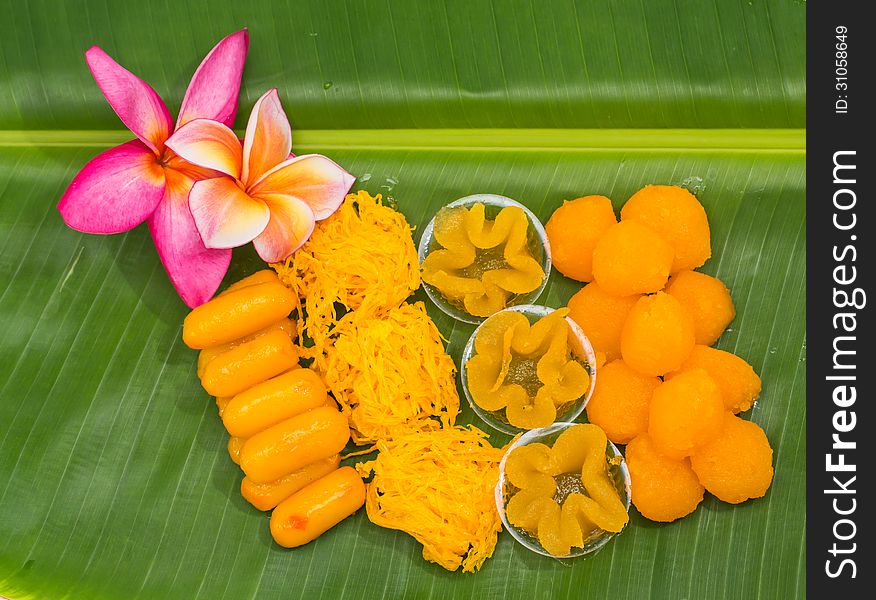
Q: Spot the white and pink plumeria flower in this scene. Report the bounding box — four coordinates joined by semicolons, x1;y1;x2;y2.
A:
165;89;355;264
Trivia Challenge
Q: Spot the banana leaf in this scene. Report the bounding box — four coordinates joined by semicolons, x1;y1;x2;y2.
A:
0;1;805;599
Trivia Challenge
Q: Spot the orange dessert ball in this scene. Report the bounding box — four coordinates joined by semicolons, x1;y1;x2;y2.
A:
620;292;695;377
591;220;674;296
626;433;704;522
667;345;762;413
545;195;617;282
690;414;774;504
648;369;725;460
621;185;711;273
665;270;735;346
567;282;641;362
585;359;660;444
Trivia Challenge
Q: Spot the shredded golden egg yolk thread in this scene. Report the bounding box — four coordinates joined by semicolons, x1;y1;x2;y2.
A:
272;191;420;360
356;426;505;573
323;302;459;445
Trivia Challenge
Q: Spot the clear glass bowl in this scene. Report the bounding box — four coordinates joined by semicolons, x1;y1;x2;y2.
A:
417;194;552;325
495;422;631;559
460;304;597;435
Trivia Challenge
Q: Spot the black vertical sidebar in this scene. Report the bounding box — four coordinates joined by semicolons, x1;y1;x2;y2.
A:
807;1;873;597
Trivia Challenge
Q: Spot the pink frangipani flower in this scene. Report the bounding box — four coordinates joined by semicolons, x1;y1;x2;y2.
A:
58;30;249;308
165;89;355;263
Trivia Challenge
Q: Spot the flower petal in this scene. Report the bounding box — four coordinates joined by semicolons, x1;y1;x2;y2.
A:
248;154;355;220
177;29;250;129
251;193;316;262
188;177;270;248
85;46;173;155
241;89;292;186
148;168;232;308
58;140;165;234
165;119;242;179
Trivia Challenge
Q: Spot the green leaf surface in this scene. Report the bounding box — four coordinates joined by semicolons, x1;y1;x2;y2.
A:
1;1;805;599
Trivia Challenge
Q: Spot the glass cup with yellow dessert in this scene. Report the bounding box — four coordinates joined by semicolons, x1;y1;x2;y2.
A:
461;304;596;435
418;194;551;324
496;422;631;559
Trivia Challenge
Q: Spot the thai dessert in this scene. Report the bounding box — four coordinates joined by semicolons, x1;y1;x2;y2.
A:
420;202;546;318
591;220;674;296
197;317;296;378
182;277;296;349
502;424;629;557
199;329;299;397
222;367;329;438
273;191;421;361
321;302;460;445
242;455;341;511
648;369;725;460
667;345;762;413
621;184;711;273
625;433;704;522
545;195;616;282
356;427;505;573
177;181;773;561
620;292;695;377
585;359;660;444
566;281;641;362
270;466;367;548
465;308;592;430
182;271;365;548
665;270;735;346
690;414;774;504
239;406;350;483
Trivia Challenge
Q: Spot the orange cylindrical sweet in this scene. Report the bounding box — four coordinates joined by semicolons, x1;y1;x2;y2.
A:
228;436;246;464
223;368;328;438
240;407;350;484
219;269;279;296
241;455;341;511
182;281;296;349
270;466;366;548
215;396;231;416
200;329;298;397
197;318;295;379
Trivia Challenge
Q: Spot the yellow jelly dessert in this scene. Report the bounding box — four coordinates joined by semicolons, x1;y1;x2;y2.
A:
465;308;592;430
421;202;545;318
503;424;629;557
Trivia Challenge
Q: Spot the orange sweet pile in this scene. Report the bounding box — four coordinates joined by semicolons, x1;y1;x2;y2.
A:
421;203;545;318
502;424;628;557
546;184;774;523
465;308;592;430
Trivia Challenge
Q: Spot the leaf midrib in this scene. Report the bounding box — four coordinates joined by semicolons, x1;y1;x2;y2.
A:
0;128;805;152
